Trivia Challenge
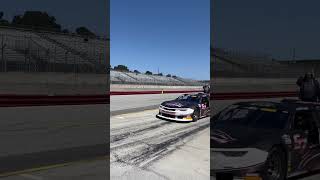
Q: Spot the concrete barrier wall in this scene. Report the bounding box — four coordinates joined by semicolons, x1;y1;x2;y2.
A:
0;72;108;95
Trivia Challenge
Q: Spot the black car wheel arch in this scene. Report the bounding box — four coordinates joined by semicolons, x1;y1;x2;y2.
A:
262;146;287;180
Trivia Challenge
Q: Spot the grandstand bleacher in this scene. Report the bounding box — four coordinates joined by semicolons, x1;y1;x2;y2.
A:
110;70;204;86
212;48;310;77
0;26;108;73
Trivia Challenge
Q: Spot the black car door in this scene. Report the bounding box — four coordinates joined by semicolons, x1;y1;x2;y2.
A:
288;109;318;173
200;96;210;117
302;108;320;171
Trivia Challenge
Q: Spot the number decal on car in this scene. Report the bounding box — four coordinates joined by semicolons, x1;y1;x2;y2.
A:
293;134;307;150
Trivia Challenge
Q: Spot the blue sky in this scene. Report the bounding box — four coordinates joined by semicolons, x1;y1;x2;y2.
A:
111;0;210;80
213;0;320;60
1;0;108;36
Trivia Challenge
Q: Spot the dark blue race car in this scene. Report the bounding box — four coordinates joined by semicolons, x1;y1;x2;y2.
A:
156;93;210;122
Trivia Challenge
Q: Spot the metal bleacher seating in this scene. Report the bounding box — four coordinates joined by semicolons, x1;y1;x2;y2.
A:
110;70;204;86
0;26;108;73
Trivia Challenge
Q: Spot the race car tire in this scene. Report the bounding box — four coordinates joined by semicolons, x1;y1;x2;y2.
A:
192;108;200;122
262;147;287;180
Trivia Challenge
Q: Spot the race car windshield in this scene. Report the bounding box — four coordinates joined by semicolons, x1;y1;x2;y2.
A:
215;107;257;125
176;95;200;102
215;106;288;129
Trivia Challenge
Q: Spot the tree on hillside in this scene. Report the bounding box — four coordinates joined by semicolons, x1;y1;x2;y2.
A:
166;74;171;77
145;71;153;75
158;73;163;76
11;11;62;31
172;75;177;78
133;70;140;74
114;65;129;72
76;26;95;37
0;12;9;25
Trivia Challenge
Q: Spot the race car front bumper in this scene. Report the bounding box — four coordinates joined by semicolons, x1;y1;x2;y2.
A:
156;105;194;122
211;148;268;177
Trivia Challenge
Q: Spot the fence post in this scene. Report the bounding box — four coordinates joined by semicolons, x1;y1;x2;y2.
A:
53;46;56;72
1;34;3;72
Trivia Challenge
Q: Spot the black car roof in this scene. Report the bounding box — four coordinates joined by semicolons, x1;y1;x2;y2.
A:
234;99;320;111
183;92;208;97
235;101;282;108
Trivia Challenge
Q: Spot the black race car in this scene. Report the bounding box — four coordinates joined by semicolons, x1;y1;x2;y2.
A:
211;99;320;180
156;93;210;122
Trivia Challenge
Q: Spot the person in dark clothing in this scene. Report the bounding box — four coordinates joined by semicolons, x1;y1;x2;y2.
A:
203;84;210;94
296;73;320;102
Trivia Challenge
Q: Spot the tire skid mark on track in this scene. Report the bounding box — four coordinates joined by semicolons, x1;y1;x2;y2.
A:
110;121;171;143
111;119;208;151
110;117;209;168
110;119;167;134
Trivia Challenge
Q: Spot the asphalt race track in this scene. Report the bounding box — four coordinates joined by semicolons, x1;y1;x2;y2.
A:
110;92;210;180
110;109;210;180
0;104;108;180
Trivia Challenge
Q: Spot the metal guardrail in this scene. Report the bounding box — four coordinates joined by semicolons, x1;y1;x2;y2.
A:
110;90;203;95
0;91;299;107
210;91;298;100
0;94;109;107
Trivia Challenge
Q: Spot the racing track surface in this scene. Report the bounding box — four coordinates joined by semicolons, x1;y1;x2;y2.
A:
0;104;108;179
0;108;209;180
110;109;210;180
211;98;320;180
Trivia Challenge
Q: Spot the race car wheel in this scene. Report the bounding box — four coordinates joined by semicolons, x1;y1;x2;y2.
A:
192;109;200;122
262;147;287;180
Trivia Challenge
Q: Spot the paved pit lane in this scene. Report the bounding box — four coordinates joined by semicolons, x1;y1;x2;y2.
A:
110;109;210;180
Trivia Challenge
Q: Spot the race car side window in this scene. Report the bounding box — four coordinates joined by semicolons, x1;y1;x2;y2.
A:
293;110;320;145
216;105;238;121
201;97;209;107
293;111;313;131
218;107;254;125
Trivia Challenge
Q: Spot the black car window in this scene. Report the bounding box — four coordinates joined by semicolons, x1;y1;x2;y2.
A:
201;97;209;106
176;95;200;103
250;111;288;129
216;105;238;120
217;107;257;125
293;110;320;145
